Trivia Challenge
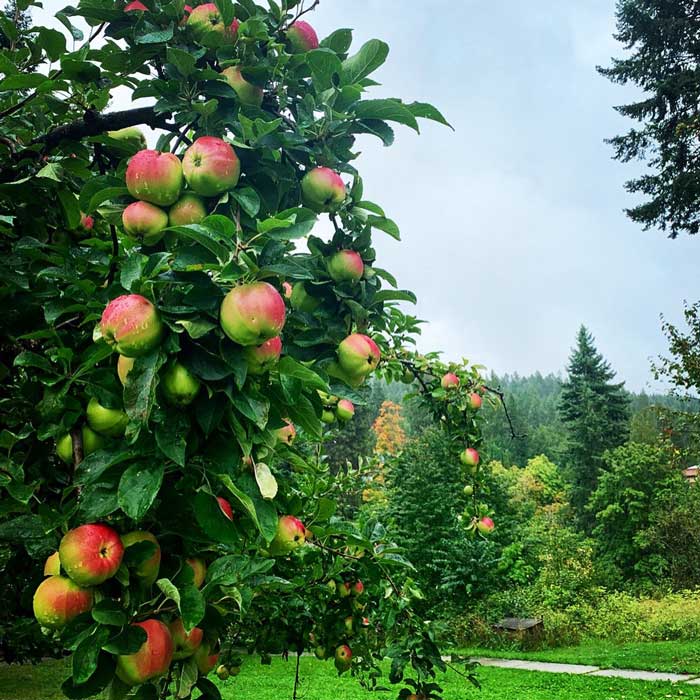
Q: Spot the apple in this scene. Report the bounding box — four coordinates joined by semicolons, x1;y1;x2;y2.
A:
180;4;193;25
217;496;234;521
334;644;352;673
168;193;207;226
100;294;164;357
477;516;495;535
336;399;355;421
326;579;337;595
352;580;364;596
314;646;326;660
86;398;128;438
469;392;482;410
220;281;286;346
106;126;146;151
344;616;354;634
186;557;207;588
274;420;296;445
460;448;480;468
44;551;61;576
121;531;161;586
187;3;238;48
337;334;381;378
182;136;240;197
338;581;352;598
286;20;319;52
301;167;346;212
161;361;201;407
117;355;135;385
56;426;104;464
327;250;364;283
290;281;320;312
194;640;219;675
463;484;474;496
282;281;293;299
122;200;168;246
169;618;204;660
126;149;182;207
124;0;147;11
221;66;264;107
79;212;94;232
244;336;282;375
269;515;306;555
59;523;124;586
321;409;336;424
33;575;93;629
441;372;459;389
216;665;230;680
116;619;174;686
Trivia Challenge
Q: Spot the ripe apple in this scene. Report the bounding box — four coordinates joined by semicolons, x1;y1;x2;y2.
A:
460;448;480;468
220;281;286;346
117;355;135;385
301;167;346;212
244;336;282;375
193;640;219;675
274;420;296;445
221;66;264;107
269;515;306;555
338;333;381;378
352;580;364;596
286;20;319;52
106;126;147;151
334;644;352;672
169;618;204;660
86;398;128;438
477;516;495;535
121;531;161;586
327;250;364;283
32;575;93;629
59;523;124;586
321;409;336;424
186;557;207;588
217;496;234;521
441;372;459;389
168;193;208;226
124;0;147;11
126;149;182;206
44;551;61;576
336;399;355;421
100;294;164;357
56;426;104;464
290;281;320;312
122;200;168;246
161;361;201;407
116;619;174;686
182;136;240;197
469;392;483;410
187;3;238;48
79;212;94;233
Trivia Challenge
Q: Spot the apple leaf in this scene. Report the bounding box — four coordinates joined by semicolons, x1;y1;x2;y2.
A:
91;600;127;628
352;99;419;133
254;462;278;500
341;39;389;85
193;490;238;544
117;462;164;521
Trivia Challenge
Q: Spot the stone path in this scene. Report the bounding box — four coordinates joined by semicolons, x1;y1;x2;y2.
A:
469;657;698;683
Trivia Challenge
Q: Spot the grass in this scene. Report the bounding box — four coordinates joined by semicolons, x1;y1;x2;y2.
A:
457;640;700;674
3;655;700;700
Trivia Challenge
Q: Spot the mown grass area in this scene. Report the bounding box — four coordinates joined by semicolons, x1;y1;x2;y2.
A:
457;640;700;674
2;655;700;700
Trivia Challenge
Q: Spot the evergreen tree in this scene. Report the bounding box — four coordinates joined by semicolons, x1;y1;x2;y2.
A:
559;326;630;525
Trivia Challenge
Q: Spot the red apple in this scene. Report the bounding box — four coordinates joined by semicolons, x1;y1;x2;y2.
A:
220;281;286;346
161;361;201;407
122;200;168;246
117;355;135;385
460;447;480;468
116;620;174;686
168;193;207;226
86;398;128;438
286;20;319;52
327;250;364;283
168;618;204;660
441;372;459;389
221;66;264;107
79;212;94;232
126;149;182;206
469;392;482;410
274;420;296;445
186;557;207;588
121;531;161;586
59;523;124;586
56;426;104;464
180;4;192;26
217;496;234;521
124;0;147;11
44;551;61;576
101;294;164;358
352;580;364;596
338;581;352;598
334;644;352;672
336;399;355;421
301;166;346;212
269;515;306;555
187;3;238;48
182;136;240;197
244;336;282;375
193;640;219;675
477;516;494;535
33;575;93;629
337;333;381;379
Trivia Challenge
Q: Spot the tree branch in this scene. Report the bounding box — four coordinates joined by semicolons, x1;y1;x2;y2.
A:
293;651;301;700
483;383;526;440
70;426;84;468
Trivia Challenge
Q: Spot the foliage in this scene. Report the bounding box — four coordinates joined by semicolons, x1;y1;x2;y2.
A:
372;400;406;456
601;0;700;237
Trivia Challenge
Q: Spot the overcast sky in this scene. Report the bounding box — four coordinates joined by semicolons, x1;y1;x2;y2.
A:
38;0;698;391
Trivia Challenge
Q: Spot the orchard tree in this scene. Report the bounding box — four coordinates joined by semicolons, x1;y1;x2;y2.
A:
0;1;494;699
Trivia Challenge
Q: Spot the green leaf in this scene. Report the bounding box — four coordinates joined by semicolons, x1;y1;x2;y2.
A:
175;318;217;338
136;23;174;44
367;214;400;240
179;584;205;631
102;626;147;655
155;417;187;467
86;187;129;214
56;11;84;40
0;74;48;90
62;652;115;699
372;289;417;304
307;49;342;91
124;353;164;439
120;253;147;292
92;600;127;627
353;99;419;132
156;577;180;608
407;101;453;129
320;28;353;55
231;187;260;217
57;188;81;229
73;627;111;684
37;28;67;61
75;449;137;486
166;224;232;262
277;357;329;393
176;657;199;699
61;58;100;83
219;475;276;542
193;491;238;544
254;462;278;500
341;39;389;85
166;47;196;77
117;462;164;521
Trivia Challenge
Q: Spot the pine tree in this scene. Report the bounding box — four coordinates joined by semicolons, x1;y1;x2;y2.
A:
559;326;630;525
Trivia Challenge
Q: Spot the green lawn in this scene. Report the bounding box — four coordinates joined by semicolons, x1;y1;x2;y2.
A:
457;640;700;674
2;655;700;700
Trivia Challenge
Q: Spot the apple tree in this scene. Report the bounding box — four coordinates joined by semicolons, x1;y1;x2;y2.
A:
0;1;493;698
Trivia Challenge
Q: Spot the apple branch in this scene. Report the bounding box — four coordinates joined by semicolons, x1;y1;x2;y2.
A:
482;383;526;440
70;426;84;467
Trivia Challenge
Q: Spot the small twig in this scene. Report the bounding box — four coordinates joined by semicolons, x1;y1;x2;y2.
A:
292;0;320;23
309;539;362;560
483;383;525;440
293;651;301;700
70;426;84;468
172;120;196;152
